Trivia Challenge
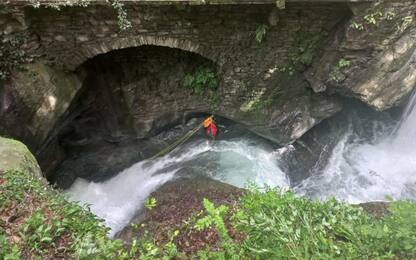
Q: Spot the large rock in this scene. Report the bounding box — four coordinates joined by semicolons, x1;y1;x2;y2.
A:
0;63;82;150
115;177;242;255
306;0;416;110
0;136;41;178
234;74;342;144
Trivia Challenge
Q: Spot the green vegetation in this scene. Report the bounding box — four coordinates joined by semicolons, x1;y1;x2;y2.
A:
350;10;396;31
0;170;136;259
0;33;31;80
254;24;268;44
337;58;350;69
28;0;131;30
330;57;351;83
183;67;220;107
249;97;273;112
278;31;325;75
1;0;131;80
144;197;157;210
2;170;415;259
194;199;239;259
141;187;416;259
183;67;218;95
276;0;285;10
106;0;132;30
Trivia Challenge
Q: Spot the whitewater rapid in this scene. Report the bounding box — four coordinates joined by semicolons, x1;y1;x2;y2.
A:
66;139;289;236
295;92;416;203
66;92;416;235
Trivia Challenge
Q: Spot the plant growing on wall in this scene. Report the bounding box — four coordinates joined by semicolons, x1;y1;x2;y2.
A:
183;67;218;95
255;24;268;44
0;32;31;80
276;0;285;9
28;0;131;30
278;31;325;76
350;9;397;31
183;67;220;108
330;57;351;83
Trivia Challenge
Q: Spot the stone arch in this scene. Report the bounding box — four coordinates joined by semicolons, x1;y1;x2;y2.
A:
70;36;216;70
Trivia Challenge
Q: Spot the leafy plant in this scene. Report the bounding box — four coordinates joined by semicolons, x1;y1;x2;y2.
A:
330;58;350;83
361;201;416;257
278;31;325;75
2;170;416;259
0;170;136;259
338;58;350;69
183;65;220;108
0;233;20;260
107;0;132;30
144;197;157;210
350;22;364;31
183;67;218;95
135;229;184;259
364;11;383;25
255;24;268;44
350;9;396;31
20;211;56;253
28;0;131;30
194;198;239;259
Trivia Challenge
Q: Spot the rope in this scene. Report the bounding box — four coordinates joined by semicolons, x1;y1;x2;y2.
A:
149;123;203;160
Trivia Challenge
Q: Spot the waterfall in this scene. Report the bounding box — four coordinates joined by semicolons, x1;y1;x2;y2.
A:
65;138;289;236
65;92;416;236
392;91;416;148
295;91;416;203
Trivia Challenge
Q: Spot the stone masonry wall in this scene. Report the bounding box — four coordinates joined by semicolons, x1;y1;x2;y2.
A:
1;3;349;152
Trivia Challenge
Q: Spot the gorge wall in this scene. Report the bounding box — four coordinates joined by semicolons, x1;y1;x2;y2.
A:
1;0;415;182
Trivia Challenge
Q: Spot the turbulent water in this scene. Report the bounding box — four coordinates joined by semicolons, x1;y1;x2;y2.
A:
295;93;416;203
66;92;416;236
66;138;289;236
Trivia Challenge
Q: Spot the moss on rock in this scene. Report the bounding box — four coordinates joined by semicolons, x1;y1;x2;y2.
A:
0;136;41;178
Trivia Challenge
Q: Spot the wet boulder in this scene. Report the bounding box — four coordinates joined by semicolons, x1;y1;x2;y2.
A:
115;177;242;255
0;136;42;178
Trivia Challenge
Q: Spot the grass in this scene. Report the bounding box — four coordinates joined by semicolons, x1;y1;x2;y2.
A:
1;170;415;259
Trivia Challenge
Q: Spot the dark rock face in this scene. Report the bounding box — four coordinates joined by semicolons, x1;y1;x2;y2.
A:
306;0;416;110
0;63;82;152
115;177;242;254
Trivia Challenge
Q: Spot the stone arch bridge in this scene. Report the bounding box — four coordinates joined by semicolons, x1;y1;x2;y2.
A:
1;0;415;177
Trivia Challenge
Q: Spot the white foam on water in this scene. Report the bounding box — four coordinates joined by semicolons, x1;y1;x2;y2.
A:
65;138;289;236
200;140;289;188
295;92;416;203
66;87;416;236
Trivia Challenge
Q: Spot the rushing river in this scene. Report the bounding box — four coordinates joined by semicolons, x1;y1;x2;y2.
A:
66;138;289;236
66;92;416;236
295;93;416;203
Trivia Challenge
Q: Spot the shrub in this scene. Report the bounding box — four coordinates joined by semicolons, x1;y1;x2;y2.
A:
183;67;218;95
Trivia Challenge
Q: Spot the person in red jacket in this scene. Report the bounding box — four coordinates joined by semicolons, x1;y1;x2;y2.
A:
203;116;218;139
